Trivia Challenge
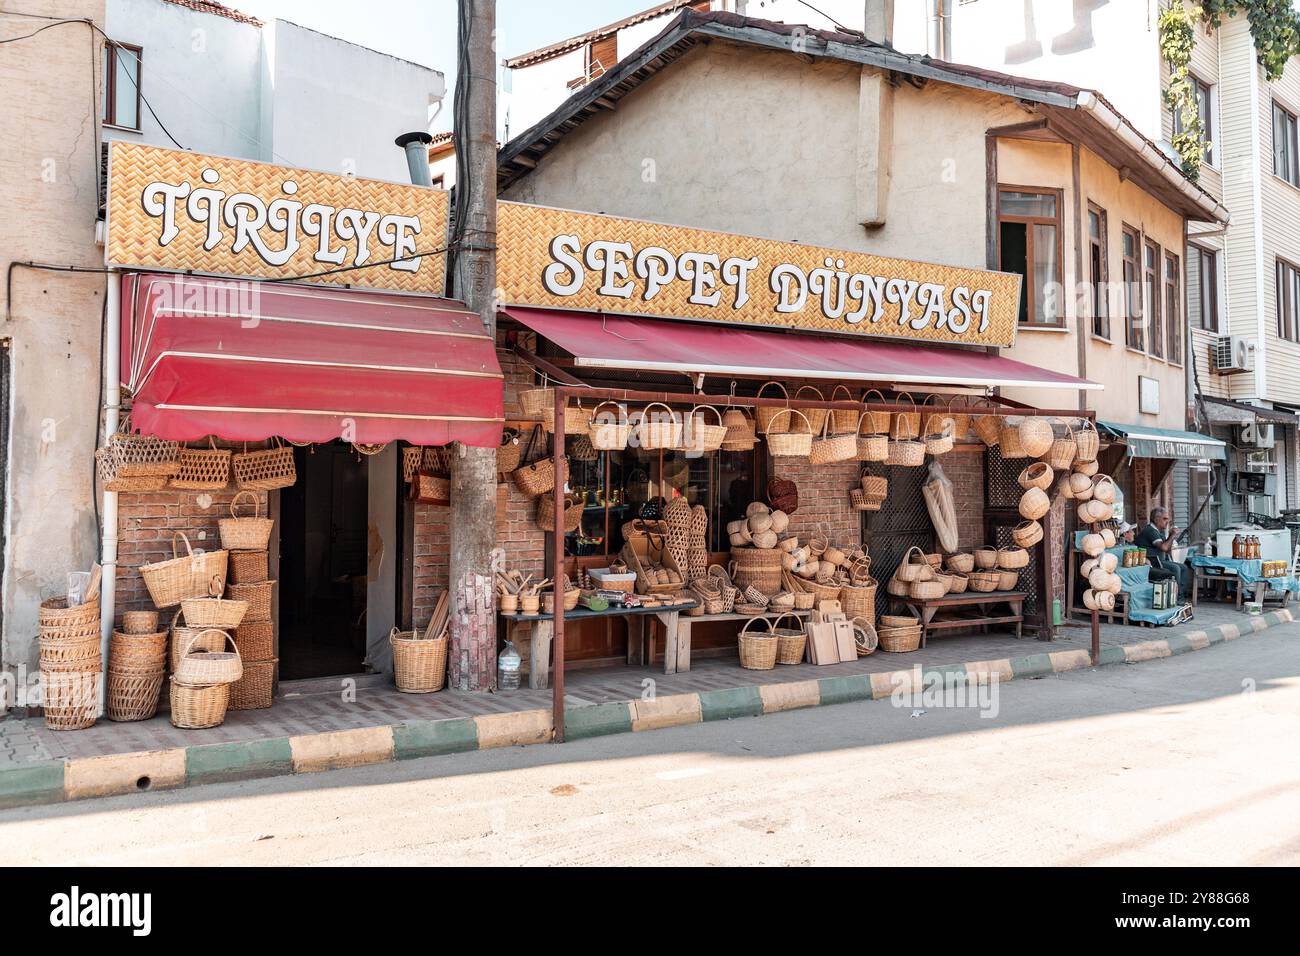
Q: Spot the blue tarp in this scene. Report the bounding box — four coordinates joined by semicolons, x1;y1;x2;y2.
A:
1189;555;1300;594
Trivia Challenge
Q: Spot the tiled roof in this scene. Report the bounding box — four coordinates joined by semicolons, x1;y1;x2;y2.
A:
504;0;704;68
159;0;263;27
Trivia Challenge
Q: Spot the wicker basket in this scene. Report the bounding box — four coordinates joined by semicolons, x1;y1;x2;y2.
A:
1075;458;1099;477
973;546;999;569
518;385;553;419
855;430;889;462
181;577;249;629
999;423;1028;458
227;658;276;710
1074;419;1100;462
109;629;168;667
840;579;876;619
1092;474;1118;504
40;635;101;666
878;625;921;653
121;610;159;634
589;401;632;451
106;667;165;722
885;440;925;467
513;454;564;498
894;546;933;582
169;438;231;491
737;617;779;670
968;570;1001;592
909;578;946;599
945;552;974;573
229;549;268;584
853;617;879;656
536;493;582;533
227;580;274;623
542;398;593;435
107;425;179;478
390;628;448;693
219;491;274;551
1043;423;1077;471
232;620;275;661
720;407;757;451
947;572;969;593
1018;417;1054;458
139;532;229;608
890;392;921;440
810;414;857;464
41;669;100;731
925;394;970;441
635;402;683;451
1078;498;1111;524
1012;520;1044;549
998;570;1019;591
169;679;229;729
774;629;808;667
972;411;1002;447
681;405;728;454
730;547;784;595
766;409;813;457
860;468;889;501
1018;461;1054;491
923;421;955;457
829;384;858;434
849;488;882;511
174;630;243;686
860;389;892;434
496;430;523;475
754;382;788;434
1019;487;1050;520
233;439;296;492
97;447;167;492
997;546;1030;570
39;596;100;630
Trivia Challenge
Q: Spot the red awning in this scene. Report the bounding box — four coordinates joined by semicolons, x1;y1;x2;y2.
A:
502;307;1099;391
122;273;503;446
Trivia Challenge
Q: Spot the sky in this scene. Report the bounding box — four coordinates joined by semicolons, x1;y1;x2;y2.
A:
231;0;654;132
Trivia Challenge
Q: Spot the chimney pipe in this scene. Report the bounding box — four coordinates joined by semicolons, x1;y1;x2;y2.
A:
395;131;435;187
864;0;894;46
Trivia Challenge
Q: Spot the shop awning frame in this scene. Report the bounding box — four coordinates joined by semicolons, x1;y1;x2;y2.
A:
1098;421;1227;461
1200;396;1298;427
543;383;1094;742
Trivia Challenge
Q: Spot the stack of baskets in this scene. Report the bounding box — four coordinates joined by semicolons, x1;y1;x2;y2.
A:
878;614;922;653
218;492;277;710
850;467;889;512
38;590;102;731
107;610;167;722
170;629;243;729
885;546;948;601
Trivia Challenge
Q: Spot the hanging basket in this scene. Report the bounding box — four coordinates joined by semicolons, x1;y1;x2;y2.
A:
218;490;274;551
720;407;757;451
107;422;180;478
169;438;231;491
999;423;1028;458
1019;486;1050;520
681;405;728;454
972;407;1002;448
1043;422;1077;471
634;402;683;451
855;415;889;461
1018;417;1054;458
496;430;524;475
542;397;593;435
809;413;857;464
766;409;813;457
96;447;168;492
793;385;828;436
1092;474;1118;504
754;381;789;434
860;389;891;435
889;391;921;440
860;467;888;501
923;420;955;457
139;531;229;608
1075;419;1100;462
1012;520;1044;549
518;385;553;419
829;384;858;434
885;440;925;467
536;493;582;533
589;401;632;451
997;546;1030;569
232;439;296;492
1018;461;1054;491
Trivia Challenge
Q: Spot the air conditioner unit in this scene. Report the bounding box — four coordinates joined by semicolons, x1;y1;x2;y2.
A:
1211;335;1255;374
1240;421;1275;448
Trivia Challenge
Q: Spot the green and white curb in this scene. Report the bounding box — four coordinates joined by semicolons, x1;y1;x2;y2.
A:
1;609;1291;809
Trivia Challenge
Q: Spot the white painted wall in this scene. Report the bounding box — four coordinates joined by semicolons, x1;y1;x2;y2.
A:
103;0;445;182
504;47;586;142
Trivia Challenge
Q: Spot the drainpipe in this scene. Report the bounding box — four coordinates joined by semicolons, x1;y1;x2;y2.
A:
99;273;121;713
395;131;435;188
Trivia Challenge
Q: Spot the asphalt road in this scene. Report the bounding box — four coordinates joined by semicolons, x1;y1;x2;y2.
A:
2;625;1297;866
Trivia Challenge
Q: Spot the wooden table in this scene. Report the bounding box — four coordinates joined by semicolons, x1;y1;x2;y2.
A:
889;590;1026;648
501;600;696;688
655;609;812;674
1193;569;1293;609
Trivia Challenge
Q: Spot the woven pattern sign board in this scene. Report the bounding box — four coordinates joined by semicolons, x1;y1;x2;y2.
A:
497;202;1022;348
106;142;449;295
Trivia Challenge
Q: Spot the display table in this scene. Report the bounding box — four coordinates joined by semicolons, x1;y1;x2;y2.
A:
888;591;1025;647
501;600;697;688
660;609;812;674
1189;555;1298;609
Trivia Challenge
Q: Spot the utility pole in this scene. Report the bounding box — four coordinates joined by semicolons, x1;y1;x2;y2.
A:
449;0;498;691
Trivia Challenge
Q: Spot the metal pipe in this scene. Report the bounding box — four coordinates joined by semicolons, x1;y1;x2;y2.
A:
394;132;434;188
552;387;567;742
99;272;122;713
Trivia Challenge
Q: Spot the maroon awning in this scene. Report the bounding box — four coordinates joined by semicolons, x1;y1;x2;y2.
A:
122;273;504;446
502;307;1098;390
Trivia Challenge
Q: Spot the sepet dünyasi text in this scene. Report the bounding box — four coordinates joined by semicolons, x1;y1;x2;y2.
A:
542;235;998;333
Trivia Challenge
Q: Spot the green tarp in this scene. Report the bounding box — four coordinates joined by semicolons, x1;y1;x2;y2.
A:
1098;421;1227;461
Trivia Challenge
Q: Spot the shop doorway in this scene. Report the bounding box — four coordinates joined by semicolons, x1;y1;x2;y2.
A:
278;441;369;680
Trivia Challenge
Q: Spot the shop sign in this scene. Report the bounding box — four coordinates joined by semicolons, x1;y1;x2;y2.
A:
106;142;449;295
497;202;1021;347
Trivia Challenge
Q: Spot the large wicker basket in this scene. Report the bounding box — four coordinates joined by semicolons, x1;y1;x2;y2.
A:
106;667;165;722
766;409;813;457
232;439;296;492
390;628;448;693
228;549;268;584
227;658;276;710
219;491;274;551
737;617;779;670
41;669;100;731
139;532;229;608
878;624;921;653
227;580;275;623
730;547;784;595
771;613;808;665
754;381;788;434
174;630;243;687
169;679;229;729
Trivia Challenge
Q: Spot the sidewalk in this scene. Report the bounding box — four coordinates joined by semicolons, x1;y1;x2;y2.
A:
1;603;1291;806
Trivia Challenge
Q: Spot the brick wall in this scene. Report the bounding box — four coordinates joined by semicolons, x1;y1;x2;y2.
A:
773;457;864;548
939;448;987;549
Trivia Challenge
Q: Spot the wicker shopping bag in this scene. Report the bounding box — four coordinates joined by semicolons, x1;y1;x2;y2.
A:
233;438;296;491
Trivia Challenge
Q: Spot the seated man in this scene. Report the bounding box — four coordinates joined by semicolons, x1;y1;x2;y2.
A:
1135;507;1190;597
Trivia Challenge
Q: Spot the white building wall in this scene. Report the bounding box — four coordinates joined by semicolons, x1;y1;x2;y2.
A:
504;48;587;142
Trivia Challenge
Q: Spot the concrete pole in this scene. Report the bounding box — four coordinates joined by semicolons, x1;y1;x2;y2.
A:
449;0;499;691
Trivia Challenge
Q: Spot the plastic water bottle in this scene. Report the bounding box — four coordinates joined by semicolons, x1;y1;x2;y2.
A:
498;641;522;691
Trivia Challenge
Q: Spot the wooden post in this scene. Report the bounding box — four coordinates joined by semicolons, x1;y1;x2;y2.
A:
1090;608;1100;666
448;0;499;691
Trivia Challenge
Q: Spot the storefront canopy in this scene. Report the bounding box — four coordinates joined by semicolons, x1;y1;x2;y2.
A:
121;273;503;446
1201;396;1298;426
1098;421;1226;461
502;307;1099;391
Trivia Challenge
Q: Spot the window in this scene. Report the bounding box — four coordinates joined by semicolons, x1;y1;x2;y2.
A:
102;41;141;130
1274;101;1300;187
997;188;1063;327
1088;203;1109;338
1144;240;1163;358
1173;75;1213;165
1276;257;1300;343
1164;252;1182;364
1122;225;1143;350
1187;244;1218;332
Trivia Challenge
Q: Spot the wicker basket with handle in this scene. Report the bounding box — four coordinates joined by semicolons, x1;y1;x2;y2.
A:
754;381;789;434
139;531;229;608
497;429;523;474
793;385;828;436
999;423;1028;458
634;402;682;451
968;570;1001;592
219;491;274;552
169;437;231;491
589;401;632;451
737;616;779;670
1012;520;1044;549
997;546;1030;570
766;409;813;457
1018;417;1054;458
518;385;553;419
829;384;857;434
181;575;249;629
1074;418;1100;462
107;421;179;478
174;630;243;686
720;406;757;451
889;392;921;440
682;405;728;454
542;397;593;435
169;678;229;729
1043;421;1077;470
1018;461;1054;491
512;425;566;497
855;412;889;461
885;439;925;467
859;389;891;435
972;405;1002;448
809;413;857;464
771;612;808;665
232;438;296;492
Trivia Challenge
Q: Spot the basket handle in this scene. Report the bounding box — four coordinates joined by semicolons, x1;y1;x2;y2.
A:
830;384;852;404
768;407;811;433
230;489;262;519
740;615;774;636
181;628;238;660
756;381;788;402
592;400;626;422
903;544;927;566
896;390;917;411
208;574;224;598
639;401;680;424
770;611;802;632
690;404;723;427
794;384;825;403
171;530;194;561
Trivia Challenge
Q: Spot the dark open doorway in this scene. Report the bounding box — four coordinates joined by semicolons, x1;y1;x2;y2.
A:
278;441;369;680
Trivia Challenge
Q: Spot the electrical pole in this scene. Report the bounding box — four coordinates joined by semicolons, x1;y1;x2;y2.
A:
449;0;499;691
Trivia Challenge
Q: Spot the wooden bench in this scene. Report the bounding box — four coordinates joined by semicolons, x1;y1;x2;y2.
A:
889;590;1026;648
640;609;812;674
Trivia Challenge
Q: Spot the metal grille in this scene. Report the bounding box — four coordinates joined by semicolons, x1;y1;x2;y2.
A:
985;446;1043;623
863;464;933;623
